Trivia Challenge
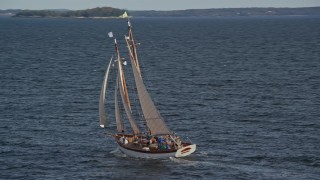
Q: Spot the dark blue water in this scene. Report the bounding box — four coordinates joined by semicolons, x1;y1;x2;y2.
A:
1;16;320;179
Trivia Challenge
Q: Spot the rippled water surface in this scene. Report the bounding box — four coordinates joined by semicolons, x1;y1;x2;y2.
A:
1;16;320;179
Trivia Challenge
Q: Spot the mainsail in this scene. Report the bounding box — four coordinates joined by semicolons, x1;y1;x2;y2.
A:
99;57;113;128
130;59;171;135
124;21;170;135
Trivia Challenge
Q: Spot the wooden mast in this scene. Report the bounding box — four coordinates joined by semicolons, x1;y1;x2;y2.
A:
114;38;140;134
114;39;131;110
127;20;142;76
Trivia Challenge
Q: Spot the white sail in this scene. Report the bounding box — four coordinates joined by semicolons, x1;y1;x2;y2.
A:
99;57;113;128
125;26;170;135
115;75;124;132
130;59;170;135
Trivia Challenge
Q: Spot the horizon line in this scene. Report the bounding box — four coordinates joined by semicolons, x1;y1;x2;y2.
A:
1;6;320;11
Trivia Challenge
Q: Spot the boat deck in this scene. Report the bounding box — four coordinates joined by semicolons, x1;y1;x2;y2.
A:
114;134;189;154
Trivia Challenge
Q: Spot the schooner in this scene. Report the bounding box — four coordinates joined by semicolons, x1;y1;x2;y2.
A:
99;19;196;159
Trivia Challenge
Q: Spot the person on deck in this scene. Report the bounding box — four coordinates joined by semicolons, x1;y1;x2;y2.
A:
151;136;155;144
120;135;125;144
124;137;128;144
158;136;162;150
165;135;171;150
146;132;151;145
176;136;181;148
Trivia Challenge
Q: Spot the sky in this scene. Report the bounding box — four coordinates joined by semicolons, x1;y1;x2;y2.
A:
1;0;320;10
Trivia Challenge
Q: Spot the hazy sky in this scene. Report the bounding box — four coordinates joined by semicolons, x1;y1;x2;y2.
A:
1;0;320;10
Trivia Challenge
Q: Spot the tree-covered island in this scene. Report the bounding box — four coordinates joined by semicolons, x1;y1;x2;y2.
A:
13;7;125;18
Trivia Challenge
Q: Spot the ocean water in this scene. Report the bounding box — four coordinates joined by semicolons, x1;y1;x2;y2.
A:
0;16;319;179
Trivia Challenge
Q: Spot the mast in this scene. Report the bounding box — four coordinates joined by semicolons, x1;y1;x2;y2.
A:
114;38;132;110
114;37;140;134
127;20;142;76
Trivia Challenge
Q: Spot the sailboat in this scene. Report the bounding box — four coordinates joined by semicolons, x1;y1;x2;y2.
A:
99;20;196;159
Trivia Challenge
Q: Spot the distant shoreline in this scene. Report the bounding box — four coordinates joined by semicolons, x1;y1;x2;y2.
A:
1;7;320;18
8;16;127;19
129;7;320;17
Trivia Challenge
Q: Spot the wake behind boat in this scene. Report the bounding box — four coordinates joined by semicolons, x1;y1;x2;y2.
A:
99;19;196;159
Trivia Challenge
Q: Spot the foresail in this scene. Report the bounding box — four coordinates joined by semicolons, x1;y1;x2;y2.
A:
99;58;113;128
115;75;124;132
118;73;140;134
131;59;171;135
